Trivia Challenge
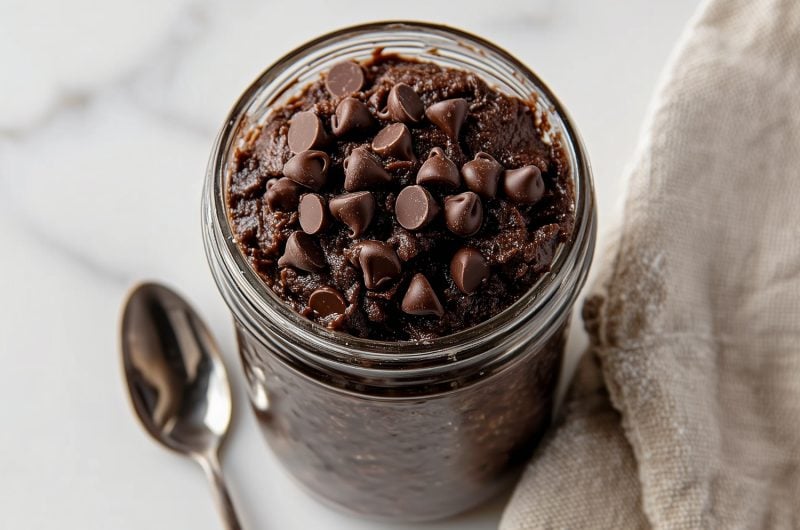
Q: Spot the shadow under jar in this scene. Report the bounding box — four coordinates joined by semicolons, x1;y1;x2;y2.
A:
203;22;596;522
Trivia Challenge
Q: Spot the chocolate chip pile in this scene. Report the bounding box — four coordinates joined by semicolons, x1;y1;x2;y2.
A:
228;55;574;341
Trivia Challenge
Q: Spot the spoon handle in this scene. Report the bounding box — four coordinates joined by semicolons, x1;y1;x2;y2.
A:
197;451;243;530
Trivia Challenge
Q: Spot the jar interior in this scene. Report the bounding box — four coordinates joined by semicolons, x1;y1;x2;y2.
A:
209;21;593;363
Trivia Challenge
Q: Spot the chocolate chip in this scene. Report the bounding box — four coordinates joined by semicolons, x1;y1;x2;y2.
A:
444;191;483;237
504;165;545;204
325;61;365;98
395;185;439;230
378;83;424;124
283;150;330;191
278;231;326;272
416;147;460;187
343;147;391;191
331;97;375;137
450;247;489;294
461;152;503;198
351;240;402;289
287;111;329;153
329;191;376;237
309;286;347;317
401;273;444;317
372;123;416;161
298;193;329;235
425;98;468;139
265;177;301;211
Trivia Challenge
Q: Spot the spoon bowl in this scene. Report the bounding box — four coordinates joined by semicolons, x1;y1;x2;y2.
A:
121;282;242;530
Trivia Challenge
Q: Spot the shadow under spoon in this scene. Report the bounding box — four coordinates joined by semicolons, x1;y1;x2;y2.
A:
120;282;242;530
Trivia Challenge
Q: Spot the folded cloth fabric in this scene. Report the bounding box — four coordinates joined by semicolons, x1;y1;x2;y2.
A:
500;0;800;528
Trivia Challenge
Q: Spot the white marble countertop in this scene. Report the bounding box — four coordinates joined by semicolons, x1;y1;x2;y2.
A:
0;0;699;528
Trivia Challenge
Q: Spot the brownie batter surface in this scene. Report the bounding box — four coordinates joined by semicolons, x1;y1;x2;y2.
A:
227;55;574;341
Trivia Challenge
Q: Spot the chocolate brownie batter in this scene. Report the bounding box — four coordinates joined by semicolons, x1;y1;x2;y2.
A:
228;54;574;340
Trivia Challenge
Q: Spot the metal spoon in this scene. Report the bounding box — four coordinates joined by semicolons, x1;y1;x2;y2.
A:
120;282;242;530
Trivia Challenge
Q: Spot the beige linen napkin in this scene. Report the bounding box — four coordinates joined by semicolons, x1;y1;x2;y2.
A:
501;0;800;528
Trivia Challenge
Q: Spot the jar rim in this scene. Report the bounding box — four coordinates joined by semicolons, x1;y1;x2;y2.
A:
203;21;596;367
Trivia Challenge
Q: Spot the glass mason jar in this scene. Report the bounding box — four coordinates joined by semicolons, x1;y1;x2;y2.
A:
203;22;595;522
